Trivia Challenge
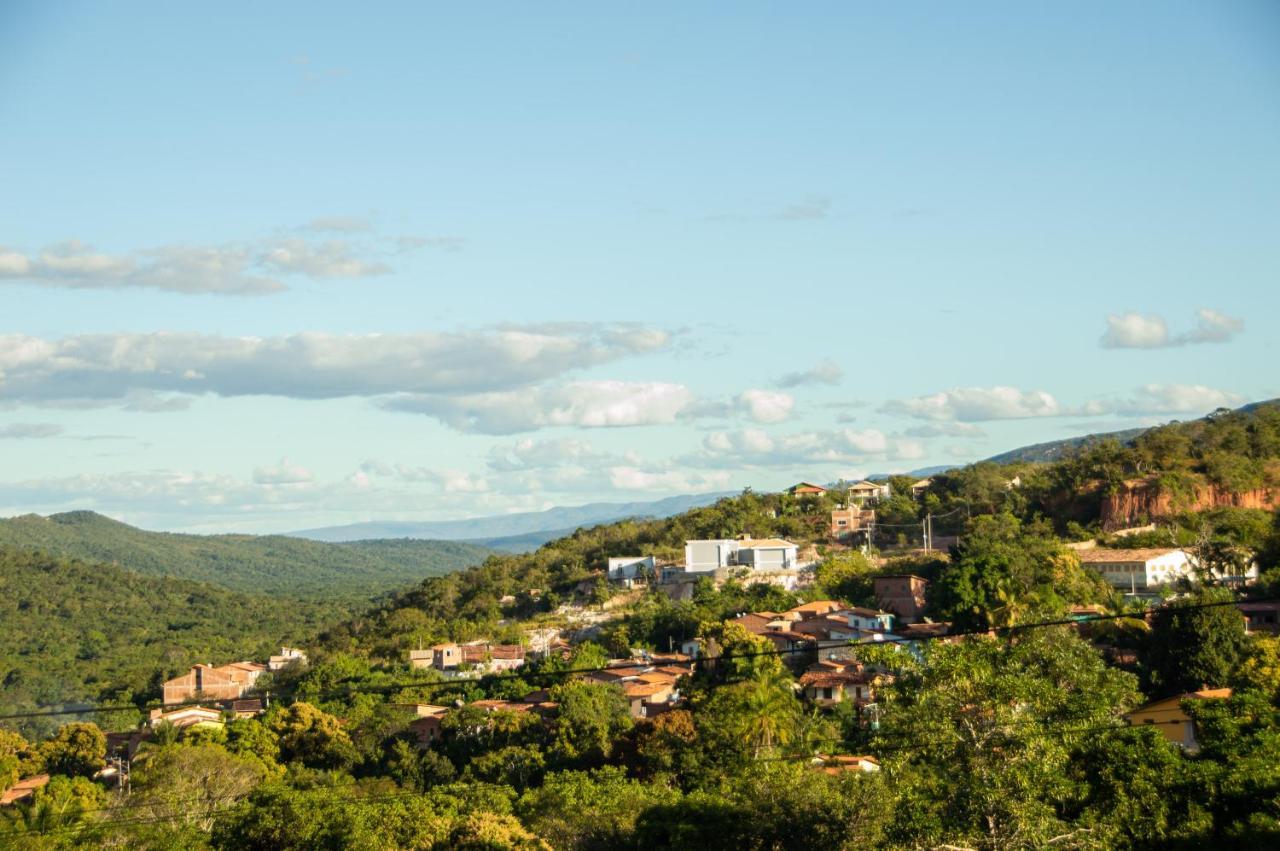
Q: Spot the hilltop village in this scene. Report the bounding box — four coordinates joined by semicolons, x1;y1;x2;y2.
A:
3;403;1280;848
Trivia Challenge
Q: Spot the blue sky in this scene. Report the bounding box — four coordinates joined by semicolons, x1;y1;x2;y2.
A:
1;1;1277;532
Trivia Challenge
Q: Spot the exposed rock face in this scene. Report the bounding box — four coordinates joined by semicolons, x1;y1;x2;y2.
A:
1101;479;1280;529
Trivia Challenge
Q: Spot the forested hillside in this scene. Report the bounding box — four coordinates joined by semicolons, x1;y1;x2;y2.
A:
0;547;334;736
0;512;494;602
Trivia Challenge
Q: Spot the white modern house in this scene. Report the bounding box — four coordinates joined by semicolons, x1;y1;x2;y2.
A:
1077;548;1195;592
683;537;800;573
607;555;657;586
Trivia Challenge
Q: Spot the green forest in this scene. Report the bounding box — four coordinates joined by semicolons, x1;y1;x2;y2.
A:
3;402;1280;848
0;511;495;601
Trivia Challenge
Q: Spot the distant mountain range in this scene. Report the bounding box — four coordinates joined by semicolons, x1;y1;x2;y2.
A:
289;492;736;546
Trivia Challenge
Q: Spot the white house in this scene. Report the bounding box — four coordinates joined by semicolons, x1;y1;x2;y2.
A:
845;607;895;632
734;538;799;571
847;480;891;504
684;539;741;572
1077;548;1196;592
607;555;656;586
684;537;802;574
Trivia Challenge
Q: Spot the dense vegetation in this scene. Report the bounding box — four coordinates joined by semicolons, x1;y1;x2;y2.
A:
0;547;333;737
0;512;495;601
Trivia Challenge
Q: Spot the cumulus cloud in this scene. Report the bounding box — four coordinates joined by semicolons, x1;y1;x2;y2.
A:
736;389;794;423
0;422;63;439
882;386;1062;422
1101;308;1244;349
693;427;907;469
253;458;314;485
386;381;694;435
486;438;623;472
1105;383;1244;416
0;326;671;406
775;359;844;389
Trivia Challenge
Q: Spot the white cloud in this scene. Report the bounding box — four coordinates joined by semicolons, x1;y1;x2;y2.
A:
259;239;390;278
1107;383;1244;416
1101;308;1244;349
387;380;694;435
253;458;314;485
358;460;490;492
883;386;1062;422
1181;308;1244;344
608;466;732;492
736;389;794;423
0;326;671;406
0;224;437;295
694;427;901;468
775;359;844;388
1100;313;1170;349
0;422;63;439
487;438;617;472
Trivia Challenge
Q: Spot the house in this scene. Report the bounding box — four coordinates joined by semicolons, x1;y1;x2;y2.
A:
685;539;742;572
268;647;307;671
830;506;875;541
401;704;450;748
812;755;880;774
1125;688;1232;752
785;600;846;620
1239;601;1280;634
788;482;828;497
874;575;928;623
162;661;266;706
415;642;527;674
798;660;877;707
910;478;933;498
684;537;802;574
1076;548;1195;592
1;775;49;807
607;556;656;587
149;705;225;730
735;538;800;571
847;480;891;504
845;607;895;632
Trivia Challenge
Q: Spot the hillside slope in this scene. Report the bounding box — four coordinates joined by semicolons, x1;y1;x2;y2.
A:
0;511;494;601
0;546;333;735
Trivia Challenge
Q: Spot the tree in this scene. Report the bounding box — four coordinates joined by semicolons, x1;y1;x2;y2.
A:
39;722;105;778
465;744;546;791
129;743;269;831
877;628;1141;849
1234;634;1280;702
267;703;358;770
0;729;39;793
386;739;455;791
697;666;802;761
548;682;632;765
813;550;876;605
516;766;679;850
1145;590;1247;696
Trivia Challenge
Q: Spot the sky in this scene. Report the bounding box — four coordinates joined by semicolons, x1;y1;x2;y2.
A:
1;1;1277;533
